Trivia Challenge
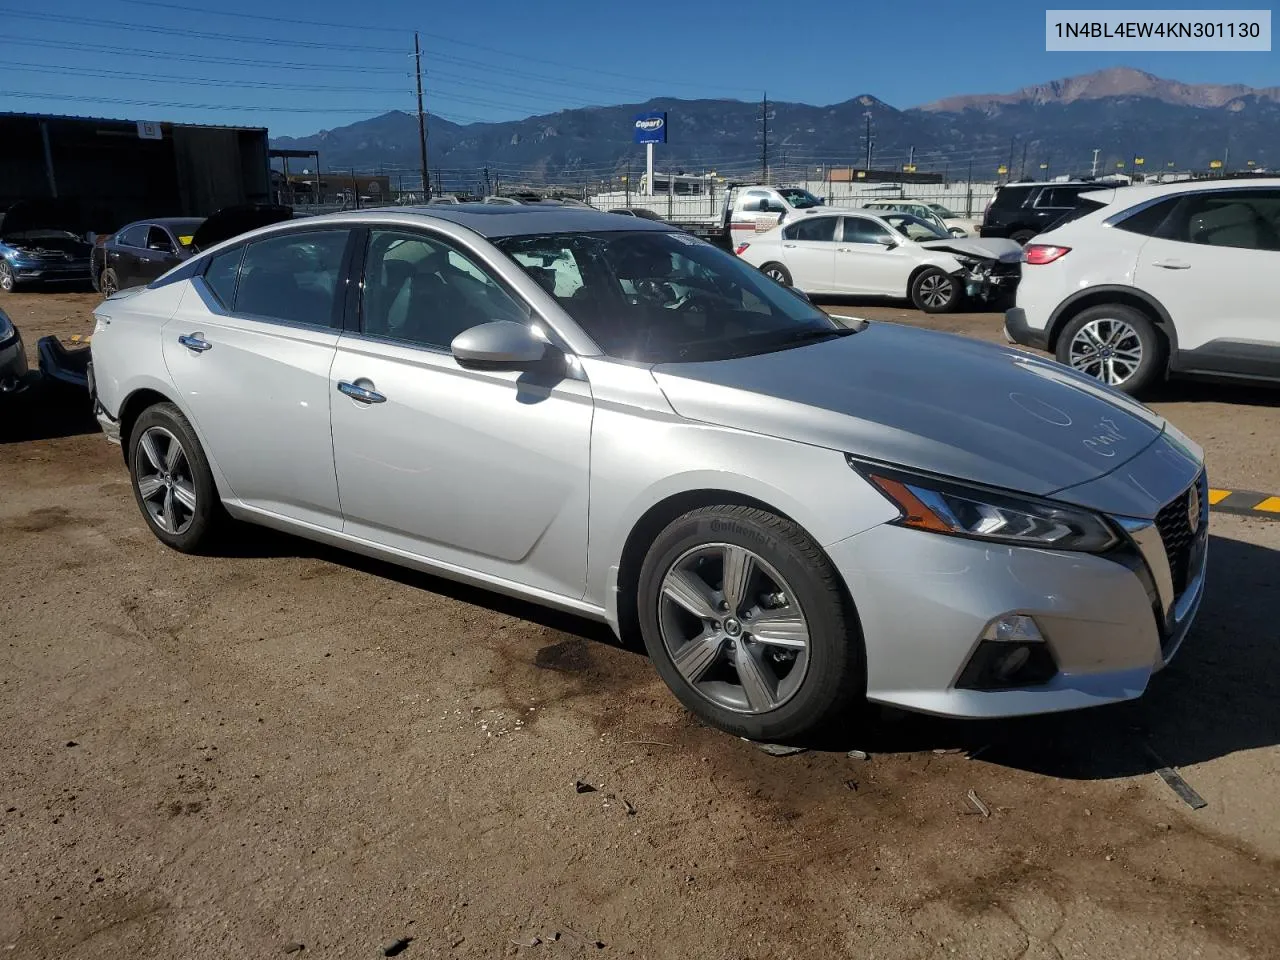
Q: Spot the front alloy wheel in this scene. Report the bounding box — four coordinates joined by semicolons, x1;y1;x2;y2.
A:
637;505;864;742
0;261;15;292
659;543;810;715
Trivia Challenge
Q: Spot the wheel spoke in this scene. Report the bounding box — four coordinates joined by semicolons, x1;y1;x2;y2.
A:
136;476;165;500
171;480;197;512
673;631;726;684
164;436;185;472
720;545;754;613
735;643;778;712
1114;345;1143;361
139;432;164;471
662;569;720;621
748;608;808;649
162;489;178;532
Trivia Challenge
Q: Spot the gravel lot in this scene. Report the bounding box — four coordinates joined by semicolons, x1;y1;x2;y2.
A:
3;291;1279;960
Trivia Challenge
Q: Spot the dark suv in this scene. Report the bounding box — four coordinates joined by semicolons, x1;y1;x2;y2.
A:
979;181;1098;245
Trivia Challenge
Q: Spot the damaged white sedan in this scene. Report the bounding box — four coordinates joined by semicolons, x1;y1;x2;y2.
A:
735;209;1021;313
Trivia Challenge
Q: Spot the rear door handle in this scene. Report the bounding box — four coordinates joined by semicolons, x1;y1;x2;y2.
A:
177;334;211;352
1152;260;1191;270
337;380;386;404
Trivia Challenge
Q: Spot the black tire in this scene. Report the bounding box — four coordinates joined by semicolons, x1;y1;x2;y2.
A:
1055;304;1166;397
759;262;792;287
100;268;119;297
0;260;16;293
127;402;224;553
1010;229;1037;245
637;505;864;742
910;267;962;313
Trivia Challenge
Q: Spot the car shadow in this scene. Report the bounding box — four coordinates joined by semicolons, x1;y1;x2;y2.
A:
809;294;1011;316
1148;379;1280;409
214;523;1277;780
216;523;625;649
0;378;99;444
808;532;1280;780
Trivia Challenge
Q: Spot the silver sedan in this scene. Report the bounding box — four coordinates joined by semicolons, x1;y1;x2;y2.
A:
88;206;1208;742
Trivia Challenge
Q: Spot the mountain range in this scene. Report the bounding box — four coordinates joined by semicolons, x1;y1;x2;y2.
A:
270;68;1278;188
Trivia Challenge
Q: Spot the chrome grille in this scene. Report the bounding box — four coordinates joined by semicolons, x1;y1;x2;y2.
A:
1154;472;1206;598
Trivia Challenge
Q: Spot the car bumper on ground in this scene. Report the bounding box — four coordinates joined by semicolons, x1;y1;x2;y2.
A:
1003;306;1048;350
825;477;1207;719
37;335;90;389
1;330;30;394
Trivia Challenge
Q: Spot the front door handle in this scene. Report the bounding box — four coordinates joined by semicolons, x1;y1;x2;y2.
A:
337;380;386;404
1152;260;1191;270
783;243;797;248
177;333;211;352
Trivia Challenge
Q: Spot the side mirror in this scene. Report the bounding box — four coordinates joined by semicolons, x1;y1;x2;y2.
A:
451;320;548;369
875;235;898;249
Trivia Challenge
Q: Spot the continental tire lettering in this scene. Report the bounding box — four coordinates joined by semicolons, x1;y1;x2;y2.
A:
705;519;779;552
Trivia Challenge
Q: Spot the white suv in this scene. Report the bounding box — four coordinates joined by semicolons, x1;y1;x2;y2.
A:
1005;177;1280;396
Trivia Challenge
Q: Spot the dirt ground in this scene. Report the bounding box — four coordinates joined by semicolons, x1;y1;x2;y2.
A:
3;291;1279;960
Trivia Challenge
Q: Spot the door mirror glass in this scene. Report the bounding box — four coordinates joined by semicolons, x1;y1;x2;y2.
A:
451;320;548;368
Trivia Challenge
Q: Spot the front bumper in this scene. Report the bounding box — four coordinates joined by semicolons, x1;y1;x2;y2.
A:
9;258;92;283
1003;306;1048;350
826;475;1207;719
37;336;90;389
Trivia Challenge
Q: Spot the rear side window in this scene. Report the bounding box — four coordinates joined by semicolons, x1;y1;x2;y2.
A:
1112;197;1181;237
1036;187;1087;209
783;218;837;242
203;246;244;307
117;224;147;247
233;230;350;327
990;186;1034;211
1160;190;1280;251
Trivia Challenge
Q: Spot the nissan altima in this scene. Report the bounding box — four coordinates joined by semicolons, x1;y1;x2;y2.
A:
88;206;1208;741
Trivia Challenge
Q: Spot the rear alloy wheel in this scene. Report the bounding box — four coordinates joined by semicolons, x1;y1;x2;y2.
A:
638;505;863;742
910;267;961;313
100;268;119;297
0;261;15;293
760;262;792;287
128;402;224;552
1056;304;1165;396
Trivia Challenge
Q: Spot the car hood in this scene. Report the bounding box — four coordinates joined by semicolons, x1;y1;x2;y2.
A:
651;322;1168;497
190;203;295;252
915;236;1022;261
0;199;86;239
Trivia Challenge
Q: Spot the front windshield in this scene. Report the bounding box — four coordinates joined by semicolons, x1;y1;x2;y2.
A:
883;214;949;242
928;203;957;218
776;188;823;209
495;230;842;364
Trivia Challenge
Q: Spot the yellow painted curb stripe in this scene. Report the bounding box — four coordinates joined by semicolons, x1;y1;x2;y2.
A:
1208;488;1230;505
1209;488;1280;519
1255;497;1280;513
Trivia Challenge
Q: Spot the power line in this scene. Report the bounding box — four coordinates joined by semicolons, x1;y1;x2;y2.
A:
3;91;410;114
0;9;407;53
6;34;407;72
7;61;407;94
116;0;405;33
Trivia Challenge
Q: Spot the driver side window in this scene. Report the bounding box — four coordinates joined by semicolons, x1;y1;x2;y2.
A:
842;217;893;245
146;226;175;253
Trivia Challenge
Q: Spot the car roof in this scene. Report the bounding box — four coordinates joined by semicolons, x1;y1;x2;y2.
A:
296;204;673;238
1096;175;1280;199
121;217;204;231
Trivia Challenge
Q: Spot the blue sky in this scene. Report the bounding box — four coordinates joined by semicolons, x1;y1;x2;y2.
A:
2;0;1274;137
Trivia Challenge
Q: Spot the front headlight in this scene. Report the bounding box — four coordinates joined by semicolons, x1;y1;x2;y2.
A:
849;458;1118;553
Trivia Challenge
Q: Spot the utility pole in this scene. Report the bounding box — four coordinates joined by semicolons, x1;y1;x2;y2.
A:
414;32;430;200
863;112;874;173
1020;142;1028;179
1091;148;1100;178
757;92;773;184
1008;137;1016;179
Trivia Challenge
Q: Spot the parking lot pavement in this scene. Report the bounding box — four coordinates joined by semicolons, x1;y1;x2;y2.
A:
3;291;1279;959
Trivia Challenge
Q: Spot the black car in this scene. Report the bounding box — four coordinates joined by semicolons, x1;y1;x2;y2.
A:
0;200;94;293
93;204;294;295
978;181;1099;245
